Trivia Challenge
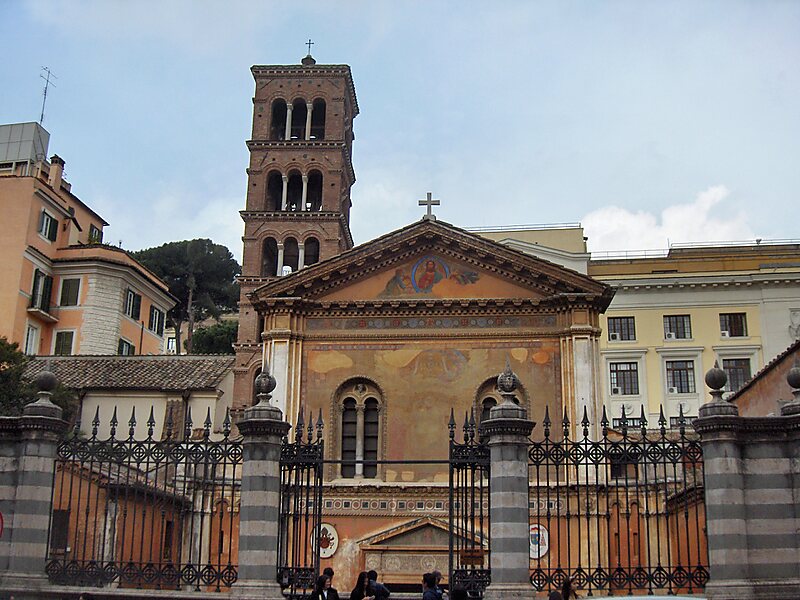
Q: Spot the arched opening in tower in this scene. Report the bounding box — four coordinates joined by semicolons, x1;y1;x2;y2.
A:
286;171;303;211
304;237;320;266
266;171;283;210
290;99;307;140
270;99;287;140
283;237;299;273
261;237;278;276
311;99;326;140
307;170;323;211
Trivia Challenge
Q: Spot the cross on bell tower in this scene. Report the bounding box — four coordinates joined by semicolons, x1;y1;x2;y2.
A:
419;192;440;221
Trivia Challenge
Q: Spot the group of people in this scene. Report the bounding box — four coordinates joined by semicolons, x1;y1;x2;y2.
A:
312;568;577;600
312;568;469;600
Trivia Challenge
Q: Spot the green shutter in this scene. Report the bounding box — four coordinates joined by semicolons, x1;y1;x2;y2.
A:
132;294;141;320
31;269;41;308
41;275;53;312
148;306;155;330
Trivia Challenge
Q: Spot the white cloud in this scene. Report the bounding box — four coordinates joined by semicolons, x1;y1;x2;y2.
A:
582;185;756;253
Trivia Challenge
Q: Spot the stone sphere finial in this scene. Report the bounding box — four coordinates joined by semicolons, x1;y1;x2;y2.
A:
255;370;277;396
782;358;800;416
786;359;800;391
34;370;58;392
497;358;519;395
705;360;727;392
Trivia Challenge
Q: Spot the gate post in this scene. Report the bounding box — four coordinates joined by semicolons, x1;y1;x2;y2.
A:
694;362;800;600
0;371;68;591
233;368;290;600
480;363;534;600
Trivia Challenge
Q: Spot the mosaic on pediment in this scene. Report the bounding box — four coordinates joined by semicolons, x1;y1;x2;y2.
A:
318;254;547;302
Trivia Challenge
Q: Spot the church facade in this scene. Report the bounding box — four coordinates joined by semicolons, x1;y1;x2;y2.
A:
233;55;615;582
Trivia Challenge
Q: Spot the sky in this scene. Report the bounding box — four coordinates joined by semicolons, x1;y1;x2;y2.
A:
1;1;799;263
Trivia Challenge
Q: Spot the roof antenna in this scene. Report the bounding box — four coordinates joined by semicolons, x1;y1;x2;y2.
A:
39;66;57;125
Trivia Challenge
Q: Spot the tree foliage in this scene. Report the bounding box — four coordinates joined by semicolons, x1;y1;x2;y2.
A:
191;320;238;355
132;239;240;353
0;337;78;421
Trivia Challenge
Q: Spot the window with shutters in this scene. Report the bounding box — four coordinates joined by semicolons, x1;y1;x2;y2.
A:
608;316;636;341
124;289;142;320
38;210;58;242
148;305;165;336
720;313;748;337
59;278;80;306
118;338;135;356
53;331;74;356
336;379;383;480
30;269;54;313
88;224;103;243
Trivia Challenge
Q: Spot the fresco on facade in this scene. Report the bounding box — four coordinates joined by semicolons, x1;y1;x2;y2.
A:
379;256;479;297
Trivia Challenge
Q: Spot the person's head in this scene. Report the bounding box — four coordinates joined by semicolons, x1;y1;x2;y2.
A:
422;572;436;590
315;575;329;593
561;576;577;597
450;586;468;600
367;570;378;581
354;571;369;592
323;567;334;582
432;570;442;585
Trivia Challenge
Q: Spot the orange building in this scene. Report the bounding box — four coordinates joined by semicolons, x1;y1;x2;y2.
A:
0;122;176;356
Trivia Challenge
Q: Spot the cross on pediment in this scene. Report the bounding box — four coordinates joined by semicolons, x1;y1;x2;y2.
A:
419;192;440;221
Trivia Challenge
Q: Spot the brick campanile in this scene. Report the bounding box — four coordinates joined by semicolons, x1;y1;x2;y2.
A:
233;53;359;415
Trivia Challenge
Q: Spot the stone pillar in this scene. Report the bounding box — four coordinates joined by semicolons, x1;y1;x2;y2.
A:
280;175;288;210
284;104;293;140
298;242;305;270
480;362;535;600
233;368;290;600
276;242;285;276
0;371;69;591
693;362;800;600
301;174;308;211
304;102;313;140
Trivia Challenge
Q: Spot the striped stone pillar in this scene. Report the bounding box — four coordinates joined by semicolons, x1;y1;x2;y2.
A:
233;368;290;600
694;363;800;600
0;371;68;590
481;362;535;600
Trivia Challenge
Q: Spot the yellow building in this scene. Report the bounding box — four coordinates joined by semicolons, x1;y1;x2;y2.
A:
0;122;176;356
474;224;800;424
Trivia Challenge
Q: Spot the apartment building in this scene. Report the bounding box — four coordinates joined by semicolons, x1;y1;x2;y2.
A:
0;122;176;356
475;224;800;425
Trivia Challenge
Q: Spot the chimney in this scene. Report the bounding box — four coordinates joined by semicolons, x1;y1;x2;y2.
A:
48;154;65;190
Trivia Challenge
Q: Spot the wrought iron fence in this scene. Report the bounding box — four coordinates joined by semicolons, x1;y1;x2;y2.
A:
528;406;708;596
448;410;491;599
277;408;324;599
46;406;241;591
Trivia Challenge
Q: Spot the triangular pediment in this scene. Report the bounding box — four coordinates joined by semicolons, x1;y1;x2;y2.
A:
250;219;612;309
358;516;483;548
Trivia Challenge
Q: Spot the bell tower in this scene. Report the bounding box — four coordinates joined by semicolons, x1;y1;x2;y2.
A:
233;52;359;414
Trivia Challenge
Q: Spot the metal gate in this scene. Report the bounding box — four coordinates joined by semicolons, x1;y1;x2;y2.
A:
277;409;324;599
528;406;708;596
448;410;491;599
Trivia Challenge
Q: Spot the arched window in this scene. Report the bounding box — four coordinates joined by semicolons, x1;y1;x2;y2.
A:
270;99;287;140
310;99;326;140
336;379;383;479
283;237;299;273
266;171;283;211
290;99;307;140
480;397;497;424
304;237;320;267
261;237;278;276
286;171;303;211
306;170;323;211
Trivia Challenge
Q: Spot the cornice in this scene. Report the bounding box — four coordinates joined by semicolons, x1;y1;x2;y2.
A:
601;273;800;292
248;219;613;309
692;413;800;439
245;140;356;184
250;63;359;116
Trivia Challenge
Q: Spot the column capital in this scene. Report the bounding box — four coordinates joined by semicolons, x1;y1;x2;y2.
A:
306;102;314;109
281;174;288;182
302;174;309;182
